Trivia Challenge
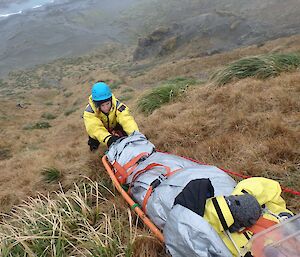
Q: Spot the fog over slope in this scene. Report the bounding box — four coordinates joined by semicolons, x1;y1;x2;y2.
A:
0;0;299;76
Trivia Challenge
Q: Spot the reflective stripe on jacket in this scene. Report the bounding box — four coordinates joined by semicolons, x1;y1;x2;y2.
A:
83;94;139;146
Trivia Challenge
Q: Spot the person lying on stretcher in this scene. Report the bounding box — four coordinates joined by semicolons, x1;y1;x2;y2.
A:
106;132;296;257
165;177;295;257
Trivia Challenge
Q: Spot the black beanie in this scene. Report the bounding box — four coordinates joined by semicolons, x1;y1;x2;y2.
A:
225;194;262;232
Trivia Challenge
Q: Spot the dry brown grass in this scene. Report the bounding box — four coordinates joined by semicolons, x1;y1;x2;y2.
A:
139;71;300;212
0;75;96;212
0;179;165;256
0;63;168;255
129;35;300;87
0;35;299;255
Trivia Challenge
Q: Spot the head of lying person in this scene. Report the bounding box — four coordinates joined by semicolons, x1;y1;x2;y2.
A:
224;194;262;232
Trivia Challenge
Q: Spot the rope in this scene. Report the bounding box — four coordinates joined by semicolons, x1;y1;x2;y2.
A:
158;150;300;196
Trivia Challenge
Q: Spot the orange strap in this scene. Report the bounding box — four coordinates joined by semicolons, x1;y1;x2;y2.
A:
131;163;171;183
113;161;128;184
165;168;182;177
113;152;150;184
246;216;278;234
141;167;183;213
123;152;149;171
142;186;153;212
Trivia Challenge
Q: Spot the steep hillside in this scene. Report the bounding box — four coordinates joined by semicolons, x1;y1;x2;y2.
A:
0;35;299;255
128;0;300;61
1;0;300;76
1;34;299;211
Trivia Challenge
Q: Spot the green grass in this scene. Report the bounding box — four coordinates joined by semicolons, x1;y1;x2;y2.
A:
121;88;134;94
137;77;197;114
108;80;123;90
64;107;78;116
23;122;51;130
63;92;73;98
45;101;53;106
0;180;138;256
41;113;57;120
212;52;300;85
41;167;62;183
118;95;133;102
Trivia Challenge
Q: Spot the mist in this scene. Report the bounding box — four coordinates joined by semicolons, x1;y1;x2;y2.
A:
0;0;299;76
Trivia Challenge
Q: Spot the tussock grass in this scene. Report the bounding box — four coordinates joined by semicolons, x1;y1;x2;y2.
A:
23;122;51;130
41;167;62;183
140;72;300;212
64;107;78;116
63;92;73;98
41;113;57;120
212;53;300;85
0;180;141;257
44;101;53;106
109;80;123;90
118;95;133;102
121;88;134;94
1;35;300;256
137;77;197;114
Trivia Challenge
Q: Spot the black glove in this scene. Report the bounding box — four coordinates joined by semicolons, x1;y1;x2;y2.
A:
107;135;120;147
88;136;100;151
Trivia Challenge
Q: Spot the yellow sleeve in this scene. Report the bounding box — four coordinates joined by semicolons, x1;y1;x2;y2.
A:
232;177;284;206
232;177;293;217
83;111;111;146
116;104;139;135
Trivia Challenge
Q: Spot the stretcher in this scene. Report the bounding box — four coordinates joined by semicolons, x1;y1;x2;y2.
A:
102;129;300;257
102;155;164;242
102;152;300;247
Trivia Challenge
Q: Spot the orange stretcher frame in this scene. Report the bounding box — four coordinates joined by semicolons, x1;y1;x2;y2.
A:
102;152;300;244
102;155;164;242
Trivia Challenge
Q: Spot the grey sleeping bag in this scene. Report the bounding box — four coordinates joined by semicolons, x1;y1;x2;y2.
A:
107;132;235;257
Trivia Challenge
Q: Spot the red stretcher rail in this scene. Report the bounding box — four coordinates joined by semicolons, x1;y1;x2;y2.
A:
159;150;300;196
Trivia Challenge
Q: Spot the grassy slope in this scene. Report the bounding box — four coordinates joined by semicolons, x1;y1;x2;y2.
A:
0;35;299;255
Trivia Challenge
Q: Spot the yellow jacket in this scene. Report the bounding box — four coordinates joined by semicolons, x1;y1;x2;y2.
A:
204;177;293;256
83;95;139;146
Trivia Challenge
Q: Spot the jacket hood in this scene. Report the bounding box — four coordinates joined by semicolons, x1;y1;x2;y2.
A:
204;196;234;232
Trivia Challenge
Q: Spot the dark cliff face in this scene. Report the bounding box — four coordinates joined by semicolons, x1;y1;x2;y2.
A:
0;0;300;76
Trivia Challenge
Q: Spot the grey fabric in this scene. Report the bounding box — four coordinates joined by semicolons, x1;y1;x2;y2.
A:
106;132;236;256
85;104;94;113
225;194;262;232
146;164;236;228
107;131;155;168
164;205;233;257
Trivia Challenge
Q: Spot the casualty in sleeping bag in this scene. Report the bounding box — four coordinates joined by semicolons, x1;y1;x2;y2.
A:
106;131;295;257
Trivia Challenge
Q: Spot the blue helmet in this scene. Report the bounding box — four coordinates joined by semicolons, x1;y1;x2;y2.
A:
91;82;112;101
